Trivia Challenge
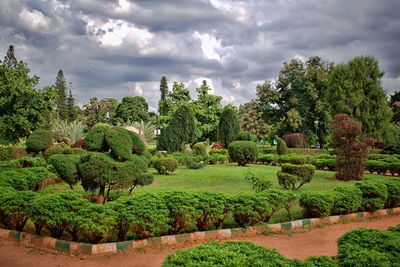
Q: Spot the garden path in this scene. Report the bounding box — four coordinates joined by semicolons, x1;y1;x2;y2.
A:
0;215;399;267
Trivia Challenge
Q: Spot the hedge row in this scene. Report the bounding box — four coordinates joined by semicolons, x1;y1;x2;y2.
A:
300;180;400;217
163;225;400;267
0;190;296;243
0;146;29;161
0;167;54;191
0;157;47;172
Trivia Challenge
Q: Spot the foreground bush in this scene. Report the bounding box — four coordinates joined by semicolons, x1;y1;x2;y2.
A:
383;179;400;208
153;157;178;174
105;127;133;160
231;193;272;227
163;241;299;267
337;228;400;267
275;135;287;155
0;167;51;191
26;130;53;152
332;186;362;215
228;141;258;166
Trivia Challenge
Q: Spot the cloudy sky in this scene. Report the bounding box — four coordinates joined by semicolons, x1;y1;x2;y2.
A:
1;0;400;110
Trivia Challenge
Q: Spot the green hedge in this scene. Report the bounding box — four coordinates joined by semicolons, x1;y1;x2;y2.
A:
0;167;51;191
183;154;206;169
192;142;209;156
299;191;335;217
48;154;81;189
0;147;29;161
332;186;362;215
355;181;388;212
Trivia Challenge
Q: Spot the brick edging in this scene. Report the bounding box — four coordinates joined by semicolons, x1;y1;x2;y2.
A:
1;207;399;256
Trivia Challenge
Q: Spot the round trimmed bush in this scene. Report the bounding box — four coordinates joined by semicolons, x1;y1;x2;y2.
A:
299;191;335;217
84;124;110;151
183;154;206;169
283;133;309;148
153;157;178;174
163;241;295;267
105;127;133;160
228;141;258;166
26;130;53;152
231;192;272;227
383;179;400;208
43;145;65;160
355;181;388;211
278;163;315;190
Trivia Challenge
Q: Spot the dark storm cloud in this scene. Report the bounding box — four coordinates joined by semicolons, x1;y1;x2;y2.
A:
0;0;400;109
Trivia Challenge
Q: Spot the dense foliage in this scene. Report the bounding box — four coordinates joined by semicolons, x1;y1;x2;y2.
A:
219;105;240;148
228;141;258;166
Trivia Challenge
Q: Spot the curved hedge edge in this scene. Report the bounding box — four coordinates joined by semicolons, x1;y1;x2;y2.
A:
0;207;399;256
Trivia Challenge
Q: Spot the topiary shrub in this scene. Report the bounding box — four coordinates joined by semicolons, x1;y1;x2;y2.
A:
105;127;133;160
163;241;295;267
236;131;257;142
337;228;400;267
16;156;46;168
231;192;272;227
279;154;308;165
153;157;179;174
206;153;229;165
26;130;53;152
277;163;315;190
299;191;335;217
257;153;279;165
228;141;258;166
331;114;369;181
192;142;209;156
129;131;145;155
48;154;81;189
183;154;206;169
355;181;388;211
83;124;110;151
0;146;29;161
332;186;362;215
275;135;288;155
282;133;309;148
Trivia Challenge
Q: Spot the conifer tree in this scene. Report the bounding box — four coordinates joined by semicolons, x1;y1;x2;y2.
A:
67;89;77;122
219;105;240;147
55;70;68;120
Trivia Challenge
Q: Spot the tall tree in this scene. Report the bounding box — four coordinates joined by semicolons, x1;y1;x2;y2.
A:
3;45;17;68
326;56;392;143
219;105;240;148
256;56;332;145
0;45;57;143
67;89;78;122
157;104;196;152
158;76;169;116
239;101;271;141
114;96;149;124
55;70;68;120
193;80;222;141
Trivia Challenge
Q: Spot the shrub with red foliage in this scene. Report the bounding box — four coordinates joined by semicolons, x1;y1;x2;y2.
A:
71;139;85;148
211;141;224;149
282;133;309;148
331;114;369;180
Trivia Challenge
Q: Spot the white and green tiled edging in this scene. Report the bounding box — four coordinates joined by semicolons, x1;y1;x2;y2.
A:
1;207;399;256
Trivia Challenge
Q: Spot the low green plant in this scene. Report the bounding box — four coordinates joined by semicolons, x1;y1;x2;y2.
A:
275;135;287;155
244;169;273;192
277;163;316;190
332;186;362;215
48;154;81;189
355;181;388;211
183;154;206;169
231;192;272;227
192;142;209;156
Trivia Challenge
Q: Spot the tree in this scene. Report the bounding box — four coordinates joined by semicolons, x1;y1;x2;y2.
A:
157;104;196;152
55;70;68;120
114;96;149;124
82;97;118;129
193;80;222;141
326;56;392;143
331;114;369;181
390;90;400;124
255;57;332;145
0;45;56;143
219;105;240;148
67;89;78;122
239;101;271;141
158;76;169;116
